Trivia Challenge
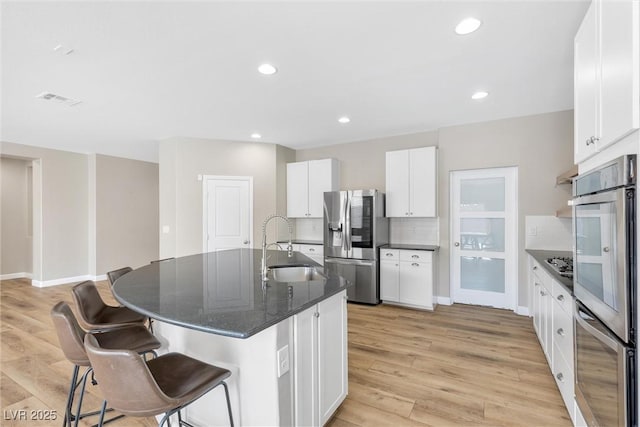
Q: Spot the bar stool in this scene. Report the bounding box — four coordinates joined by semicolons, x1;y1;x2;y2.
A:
106;267;154;332
84;334;234;427
72;280;146;331
51;301;161;427
106;267;132;288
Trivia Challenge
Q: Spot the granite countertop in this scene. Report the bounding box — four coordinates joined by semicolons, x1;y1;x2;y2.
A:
380;243;440;251
526;249;574;294
112;249;349;339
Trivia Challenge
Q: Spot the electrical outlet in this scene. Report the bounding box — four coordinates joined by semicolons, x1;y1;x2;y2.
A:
277;345;289;377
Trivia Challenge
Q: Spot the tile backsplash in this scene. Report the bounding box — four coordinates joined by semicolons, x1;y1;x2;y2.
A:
525;215;572;251
389;217;439;246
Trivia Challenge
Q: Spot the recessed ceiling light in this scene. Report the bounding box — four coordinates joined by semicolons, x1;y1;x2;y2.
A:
455;17;482;35
251;133;262;139
471;91;489;100
258;64;277;75
338;116;351;124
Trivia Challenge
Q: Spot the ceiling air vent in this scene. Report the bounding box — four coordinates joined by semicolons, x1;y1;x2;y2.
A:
35;92;82;106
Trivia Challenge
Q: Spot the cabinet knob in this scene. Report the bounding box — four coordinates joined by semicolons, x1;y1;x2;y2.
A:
603;246;610;253
556;373;564;382
243;240;250;244
314;312;320;318
557;328;565;337
405;212;409;216
533;266;537;270
410;212;413;215
454;242;460;247
557;294;565;302
540;290;546;296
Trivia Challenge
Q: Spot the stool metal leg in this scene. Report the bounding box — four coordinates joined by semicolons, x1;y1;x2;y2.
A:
222;381;234;427
63;365;80;427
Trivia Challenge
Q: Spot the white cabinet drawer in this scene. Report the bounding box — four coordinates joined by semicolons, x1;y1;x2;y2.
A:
551;281;571;315
553;342;575;417
552;302;574;371
380;249;399;259
399;250;432;263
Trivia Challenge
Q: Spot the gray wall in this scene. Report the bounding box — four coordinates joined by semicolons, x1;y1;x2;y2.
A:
1;141;88;282
95;154;159;273
159;137;294;258
1;141;161;282
1;157;32;275
296;110;574;308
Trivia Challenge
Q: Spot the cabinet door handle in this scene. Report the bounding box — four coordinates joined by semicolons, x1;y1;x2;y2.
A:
533;266;537;270
557;294;565;302
540;290;546;296
586;137;593;146
386;253;394;257
411;255;419;259
309;248;315;252
411;262;420;267
556;373;564;382
243;240;250;244
557;328;565;337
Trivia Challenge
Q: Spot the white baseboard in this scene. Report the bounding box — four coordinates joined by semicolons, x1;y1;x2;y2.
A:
93;274;108;282
0;272;33;280
436;296;452;305
31;275;93;288
516;306;530;317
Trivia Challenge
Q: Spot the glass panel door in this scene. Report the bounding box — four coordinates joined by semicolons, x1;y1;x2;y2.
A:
451;168;517;309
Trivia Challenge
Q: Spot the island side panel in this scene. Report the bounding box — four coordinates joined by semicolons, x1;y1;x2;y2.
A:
154;319;291;426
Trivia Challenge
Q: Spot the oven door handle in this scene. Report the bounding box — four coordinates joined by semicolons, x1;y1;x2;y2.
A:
575;307;620;351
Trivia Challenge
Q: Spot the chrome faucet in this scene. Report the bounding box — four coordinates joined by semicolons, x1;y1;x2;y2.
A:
261;214;293;281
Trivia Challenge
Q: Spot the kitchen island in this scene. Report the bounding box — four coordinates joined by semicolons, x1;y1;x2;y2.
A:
113;249;350;426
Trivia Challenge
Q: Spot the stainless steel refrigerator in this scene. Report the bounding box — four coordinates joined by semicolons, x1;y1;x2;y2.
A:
324;190;388;304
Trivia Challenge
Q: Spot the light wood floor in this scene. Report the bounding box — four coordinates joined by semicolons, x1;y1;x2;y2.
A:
1;278;571;427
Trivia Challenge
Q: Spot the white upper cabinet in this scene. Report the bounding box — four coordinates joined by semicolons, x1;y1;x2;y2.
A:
287;158;339;218
385;146;437;217
574;0;639;164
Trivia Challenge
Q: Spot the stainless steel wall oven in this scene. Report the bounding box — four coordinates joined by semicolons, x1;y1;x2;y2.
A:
573;155;636;426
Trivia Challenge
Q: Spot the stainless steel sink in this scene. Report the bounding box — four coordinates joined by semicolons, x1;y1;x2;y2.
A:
266;265;326;282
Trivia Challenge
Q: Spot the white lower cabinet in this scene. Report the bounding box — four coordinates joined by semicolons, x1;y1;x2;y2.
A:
529;255;579;425
293;290;348;426
380;248;436;310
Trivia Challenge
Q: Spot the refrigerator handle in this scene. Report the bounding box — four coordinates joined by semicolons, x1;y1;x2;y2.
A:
345;195;352;252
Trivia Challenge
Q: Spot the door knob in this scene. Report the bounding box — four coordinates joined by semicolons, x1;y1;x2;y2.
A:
454;242;460;247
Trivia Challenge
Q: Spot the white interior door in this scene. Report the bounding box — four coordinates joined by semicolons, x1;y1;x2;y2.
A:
450;167;517;310
204;176;252;252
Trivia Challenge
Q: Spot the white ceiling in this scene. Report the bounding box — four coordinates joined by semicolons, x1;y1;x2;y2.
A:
1;1;589;163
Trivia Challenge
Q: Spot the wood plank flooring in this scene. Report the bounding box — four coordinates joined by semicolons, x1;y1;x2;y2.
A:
0;278;571;426
327;303;572;427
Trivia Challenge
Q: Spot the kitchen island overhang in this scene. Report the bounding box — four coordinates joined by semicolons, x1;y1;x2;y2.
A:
113;249;350;426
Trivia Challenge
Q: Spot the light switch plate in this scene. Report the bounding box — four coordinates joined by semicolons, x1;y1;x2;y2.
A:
277;345;289;377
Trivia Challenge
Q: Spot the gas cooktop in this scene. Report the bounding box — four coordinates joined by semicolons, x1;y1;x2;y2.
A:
545;257;573;278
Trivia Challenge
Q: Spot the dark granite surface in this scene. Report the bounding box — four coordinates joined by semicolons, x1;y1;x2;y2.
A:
526;249;574;294
112;249;349;339
380;244;440;251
